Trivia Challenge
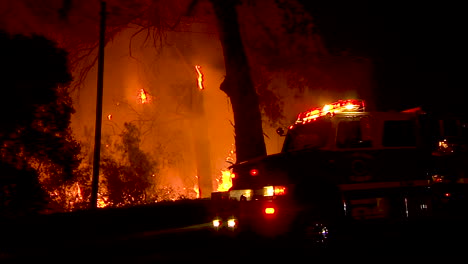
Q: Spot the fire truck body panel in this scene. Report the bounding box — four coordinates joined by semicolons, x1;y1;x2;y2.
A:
211;100;468;239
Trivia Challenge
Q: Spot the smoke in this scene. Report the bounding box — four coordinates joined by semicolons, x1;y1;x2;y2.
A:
70;25;234;198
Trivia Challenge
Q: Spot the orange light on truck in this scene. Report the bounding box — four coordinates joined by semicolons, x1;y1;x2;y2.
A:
265;207;275;214
275;186;286;195
264;186;287;196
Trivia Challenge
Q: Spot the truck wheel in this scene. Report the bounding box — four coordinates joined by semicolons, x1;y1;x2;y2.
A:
290;214;331;248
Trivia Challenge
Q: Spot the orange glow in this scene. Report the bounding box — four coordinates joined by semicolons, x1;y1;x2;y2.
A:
76;183;82;200
138;88;151;104
97;194;108;208
195;65;204;90
217;169;234;192
265;207;275;214
107;114;112;121
274;186;286;195
194;180;200;198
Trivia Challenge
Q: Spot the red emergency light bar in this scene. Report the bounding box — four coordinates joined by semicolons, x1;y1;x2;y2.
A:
295;99;365;124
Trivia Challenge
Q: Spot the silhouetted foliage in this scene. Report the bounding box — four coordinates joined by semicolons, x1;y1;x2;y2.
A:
0;31;81;216
101;122;157;207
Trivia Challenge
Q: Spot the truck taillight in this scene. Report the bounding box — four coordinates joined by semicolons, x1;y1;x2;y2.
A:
265;207;275;214
263;186;287;196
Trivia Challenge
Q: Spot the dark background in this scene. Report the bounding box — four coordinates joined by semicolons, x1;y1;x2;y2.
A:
300;0;465;113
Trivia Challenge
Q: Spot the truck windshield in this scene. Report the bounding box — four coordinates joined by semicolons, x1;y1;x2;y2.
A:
282;119;332;152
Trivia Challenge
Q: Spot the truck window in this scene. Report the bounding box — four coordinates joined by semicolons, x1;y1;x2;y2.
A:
382;120;416;147
283;120;332;151
336;120;372;148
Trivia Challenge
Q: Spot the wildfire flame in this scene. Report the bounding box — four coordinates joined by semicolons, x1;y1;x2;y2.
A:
194;184;200;198
217;169;234;192
195;65;204;90
75;182;82;200
138;88;151;104
216;144;236;192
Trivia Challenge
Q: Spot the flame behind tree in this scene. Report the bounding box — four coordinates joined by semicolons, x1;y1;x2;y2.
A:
217;170;233;192
216;144;235;192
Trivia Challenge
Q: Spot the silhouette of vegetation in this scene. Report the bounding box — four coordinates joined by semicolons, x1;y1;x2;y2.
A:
100;122;157;207
0;31;81;216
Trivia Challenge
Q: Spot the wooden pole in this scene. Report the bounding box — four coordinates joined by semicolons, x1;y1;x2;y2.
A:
91;1;106;209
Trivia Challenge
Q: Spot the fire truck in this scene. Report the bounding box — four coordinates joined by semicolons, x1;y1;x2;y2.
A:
210;99;468;242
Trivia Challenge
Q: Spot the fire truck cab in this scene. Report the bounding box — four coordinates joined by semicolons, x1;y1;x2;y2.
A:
211;99;468;241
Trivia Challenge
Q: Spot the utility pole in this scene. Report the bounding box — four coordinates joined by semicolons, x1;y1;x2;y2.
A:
91;1;106;209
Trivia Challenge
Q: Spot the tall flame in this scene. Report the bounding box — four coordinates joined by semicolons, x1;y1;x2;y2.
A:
195;65;204;90
217;169;233;192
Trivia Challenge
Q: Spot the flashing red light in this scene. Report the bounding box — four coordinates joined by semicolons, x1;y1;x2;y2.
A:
250;169;259;176
445;193;451;197
265;207;275;214
295;99;365;124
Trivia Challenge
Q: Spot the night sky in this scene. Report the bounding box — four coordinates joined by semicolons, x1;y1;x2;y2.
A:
300;0;465;113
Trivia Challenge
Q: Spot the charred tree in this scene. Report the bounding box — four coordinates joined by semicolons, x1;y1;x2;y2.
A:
210;0;267;163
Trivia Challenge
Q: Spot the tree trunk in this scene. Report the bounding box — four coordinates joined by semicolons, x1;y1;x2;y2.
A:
210;0;267;163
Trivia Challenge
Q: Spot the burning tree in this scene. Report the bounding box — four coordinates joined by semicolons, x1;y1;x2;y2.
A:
54;0;269;164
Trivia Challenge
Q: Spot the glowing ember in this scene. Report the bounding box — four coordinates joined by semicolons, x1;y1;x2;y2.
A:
107;114;112;120
217;169;234;192
75;182;82;200
138;88;151;104
195;65;204;90
97;198;108;208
